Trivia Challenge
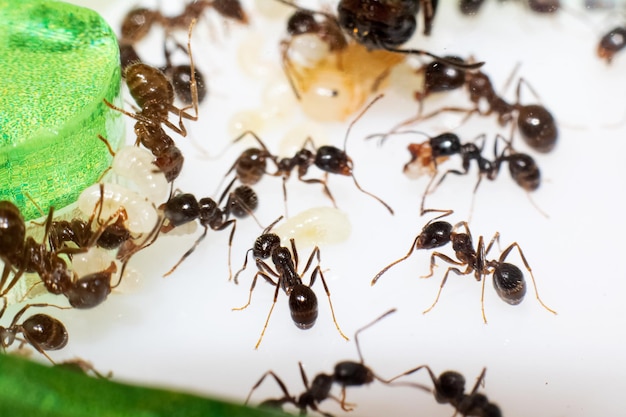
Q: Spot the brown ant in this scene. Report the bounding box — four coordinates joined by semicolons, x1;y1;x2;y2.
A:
105;21;200;181
232;225;348;349
0;300;69;364
371;210;556;322
246;309;431;414
119;1;248;46
158;183;260;279
597;26;626;63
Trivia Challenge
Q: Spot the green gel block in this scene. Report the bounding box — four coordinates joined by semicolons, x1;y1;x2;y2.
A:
0;0;124;220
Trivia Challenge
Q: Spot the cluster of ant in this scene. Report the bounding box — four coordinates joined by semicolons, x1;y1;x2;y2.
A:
5;0;622;415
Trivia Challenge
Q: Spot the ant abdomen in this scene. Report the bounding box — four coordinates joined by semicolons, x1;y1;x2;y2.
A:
236;148;269;185
21;313;69;351
517;105;557;153
314;146;351;175
507;153;540;191
289;285;318;329
66;267;115;309
0;201;25;258
125;63;175;110
492;263;527;305
227;186;258;218
334;361;374;386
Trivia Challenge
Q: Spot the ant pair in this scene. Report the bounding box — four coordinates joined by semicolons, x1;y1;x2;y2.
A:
245;309;432;415
371;209;557;323
224;95;394;216
232;219;348;349
0;195;130;310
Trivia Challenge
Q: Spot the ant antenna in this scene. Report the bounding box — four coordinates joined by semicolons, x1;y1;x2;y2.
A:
353;308;397;363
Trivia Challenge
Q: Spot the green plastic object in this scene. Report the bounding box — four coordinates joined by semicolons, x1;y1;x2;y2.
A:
0;354;295;417
0;0;124;220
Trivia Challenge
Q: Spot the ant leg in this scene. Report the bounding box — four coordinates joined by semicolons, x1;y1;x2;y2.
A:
233;264;279;311
499;242;557;315
245;369;295;406
371;235;421;285
423;267;467;314
299;175;338;208
353;309;397;363
380;363;436;391
254;275;282;349
162;225;209;277
309;266;348;341
212;219;237;282
298;243;321;277
232;248;253;284
421;252;463;279
420;173;438;215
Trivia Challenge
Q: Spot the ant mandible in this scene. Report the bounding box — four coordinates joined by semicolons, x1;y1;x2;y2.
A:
245;309;432;414
371;210;557;322
232;226;348;349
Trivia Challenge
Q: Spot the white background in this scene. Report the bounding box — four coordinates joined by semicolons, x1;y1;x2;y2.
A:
24;1;626;416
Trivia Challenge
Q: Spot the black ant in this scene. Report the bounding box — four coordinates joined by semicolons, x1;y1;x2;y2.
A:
597;26;626;64
0;300;69;364
389;365;502;417
158;183;259;279
275;0;483;70
371;210;557;322
245;309;431;414
393;61;558;154
225;96;394;216
232;222;348;349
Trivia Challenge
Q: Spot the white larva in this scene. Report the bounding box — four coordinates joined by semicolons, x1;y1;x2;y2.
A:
274;206;352;248
78;183;159;235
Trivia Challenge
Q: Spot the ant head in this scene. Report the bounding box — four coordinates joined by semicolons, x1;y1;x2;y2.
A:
416;221;453;249
253;233;281;259
287;10;320;36
435;371;466;403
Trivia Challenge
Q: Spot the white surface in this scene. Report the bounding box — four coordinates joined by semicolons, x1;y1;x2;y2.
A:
35;1;626;416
